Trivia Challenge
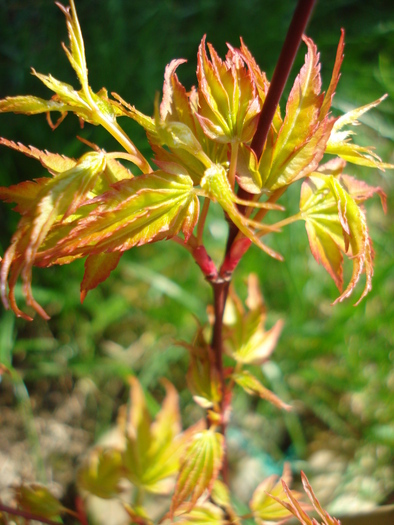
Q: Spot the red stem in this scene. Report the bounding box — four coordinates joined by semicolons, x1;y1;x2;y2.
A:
250;0;317;159
0;503;65;525
208;0;317;487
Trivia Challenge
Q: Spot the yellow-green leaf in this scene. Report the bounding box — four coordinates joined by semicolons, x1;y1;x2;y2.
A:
123;377;193;495
38;171;199;267
261;36;325;190
171;429;224;515
80;252;122;302
0;151;107;320
185;327;222;410
232;370;291;411
250;463;298;523
15;484;65;519
200;164;283;261
300;173;377;305
77;447;123;499
224;275;284;366
326;95;394;169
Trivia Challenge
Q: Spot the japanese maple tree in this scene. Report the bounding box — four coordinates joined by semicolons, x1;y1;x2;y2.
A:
0;0;391;523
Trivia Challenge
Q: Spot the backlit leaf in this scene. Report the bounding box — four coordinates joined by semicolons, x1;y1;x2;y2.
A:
300;173;379;304
232;370;291;411
184;327;222;410
224;275;284;366
123;377;195;494
38;171;199;266
271;472;341;525
250;463;298;523
171;429;224;515
200;164;283;261
80;252;122;302
326;95;394;169
0;138;76;174
0;151;107;320
261;36;326;190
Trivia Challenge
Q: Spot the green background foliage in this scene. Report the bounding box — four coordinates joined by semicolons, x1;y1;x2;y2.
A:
0;0;393;512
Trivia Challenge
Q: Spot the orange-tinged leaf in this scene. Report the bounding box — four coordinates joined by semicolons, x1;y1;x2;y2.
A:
326;95;394;169
171;429;224;516
223;275;284;366
0;151;107;320
232;370;291;411
300;173;377;305
271;472;341;525
250;463;298;523
200;164;284;261
262;36;325;190
328;175;374;305
300;176;345;291
196;36;260;143
123;377;152;486
38;171;200;268
0;138;77;174
165;502;225;525
320;29;345;120
338;174;387;212
123;377;194;494
80;251;122;302
184;327;221;410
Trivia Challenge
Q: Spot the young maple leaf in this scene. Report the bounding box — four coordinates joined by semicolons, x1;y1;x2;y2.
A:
0;0;149;172
0;150;108;320
123;377;203;495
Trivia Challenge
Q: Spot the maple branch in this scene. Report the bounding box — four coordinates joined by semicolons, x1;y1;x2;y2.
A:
225;0;317;261
210;277;230;484
250;0;317;159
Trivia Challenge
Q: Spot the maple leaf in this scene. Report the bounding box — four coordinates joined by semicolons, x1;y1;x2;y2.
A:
223;274;284;366
257;36;335;192
300;171;385;305
196;35;261;144
0;0;149;172
171;429;224;516
123;377;201;495
0;151;108;320
37;170;200;264
250;463;302;524
271;472;341;525
326;95;394;169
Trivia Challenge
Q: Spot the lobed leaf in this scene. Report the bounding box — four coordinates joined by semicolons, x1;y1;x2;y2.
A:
300;172;380;304
326;95;394;169
38;171;200;266
196;36;261;143
80;252;122;302
250;463;298;523
0;137;77;174
224;277;284;366
271;472;341;525
0;151;107;320
184;328;222;410
261;36;325;190
171;429;224;515
123;377;196;494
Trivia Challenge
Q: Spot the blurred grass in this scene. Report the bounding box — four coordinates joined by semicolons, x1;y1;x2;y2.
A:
0;0;393;511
